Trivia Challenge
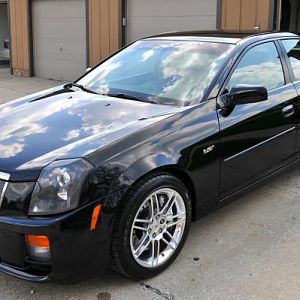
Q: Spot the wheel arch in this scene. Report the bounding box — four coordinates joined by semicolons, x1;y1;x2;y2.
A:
119;162;197;221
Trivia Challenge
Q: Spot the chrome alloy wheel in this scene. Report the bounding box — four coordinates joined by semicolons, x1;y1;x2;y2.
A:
130;188;186;268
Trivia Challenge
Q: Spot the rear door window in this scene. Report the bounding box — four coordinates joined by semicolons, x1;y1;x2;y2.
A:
282;39;300;82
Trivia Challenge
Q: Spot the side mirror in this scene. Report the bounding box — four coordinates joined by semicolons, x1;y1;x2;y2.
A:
220;84;268;108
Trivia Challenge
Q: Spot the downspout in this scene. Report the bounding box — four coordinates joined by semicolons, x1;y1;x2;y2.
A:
277;0;282;30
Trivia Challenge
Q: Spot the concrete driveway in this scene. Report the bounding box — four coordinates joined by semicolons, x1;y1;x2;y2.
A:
0;68;61;103
1;69;300;300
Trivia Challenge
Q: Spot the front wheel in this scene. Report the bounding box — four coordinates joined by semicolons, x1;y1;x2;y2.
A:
112;173;192;279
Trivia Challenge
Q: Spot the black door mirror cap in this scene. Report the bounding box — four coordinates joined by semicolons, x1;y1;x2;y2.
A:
220;84;268;108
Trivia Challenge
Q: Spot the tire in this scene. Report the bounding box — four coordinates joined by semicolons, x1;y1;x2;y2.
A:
111;172;192;279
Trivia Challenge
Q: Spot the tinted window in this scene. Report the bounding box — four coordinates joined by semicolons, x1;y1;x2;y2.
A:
78;40;235;106
282;39;300;81
228;42;285;91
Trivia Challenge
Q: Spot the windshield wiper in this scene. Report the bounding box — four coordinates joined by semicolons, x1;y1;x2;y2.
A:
104;93;158;104
64;83;99;95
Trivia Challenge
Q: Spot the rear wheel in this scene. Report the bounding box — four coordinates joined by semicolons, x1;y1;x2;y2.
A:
112;173;192;279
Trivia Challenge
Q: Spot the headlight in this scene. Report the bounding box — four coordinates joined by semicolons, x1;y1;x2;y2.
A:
29;159;93;215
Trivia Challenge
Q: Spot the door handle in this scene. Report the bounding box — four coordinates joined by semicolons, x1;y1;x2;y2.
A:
282;105;295;117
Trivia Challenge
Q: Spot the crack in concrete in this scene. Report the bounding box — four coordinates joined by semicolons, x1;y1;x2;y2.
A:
139;282;176;300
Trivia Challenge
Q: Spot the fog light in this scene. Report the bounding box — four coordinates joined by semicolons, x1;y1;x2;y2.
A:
25;235;51;262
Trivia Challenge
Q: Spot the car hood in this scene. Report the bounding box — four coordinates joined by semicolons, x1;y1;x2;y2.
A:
0;89;183;177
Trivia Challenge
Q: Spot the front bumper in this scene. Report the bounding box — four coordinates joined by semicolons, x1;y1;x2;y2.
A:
0;200;113;282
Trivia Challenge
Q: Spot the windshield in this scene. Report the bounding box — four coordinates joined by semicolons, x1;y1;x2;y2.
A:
78;40;235;107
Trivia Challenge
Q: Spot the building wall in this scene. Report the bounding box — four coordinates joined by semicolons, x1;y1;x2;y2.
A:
8;0;274;77
88;0;120;67
8;0;120;75
0;3;9;51
9;0;31;76
221;0;270;31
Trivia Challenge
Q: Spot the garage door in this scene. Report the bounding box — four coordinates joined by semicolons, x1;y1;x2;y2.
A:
126;0;218;43
32;0;86;81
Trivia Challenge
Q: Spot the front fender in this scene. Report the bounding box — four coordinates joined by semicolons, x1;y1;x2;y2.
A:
117;153;181;187
90;100;220;219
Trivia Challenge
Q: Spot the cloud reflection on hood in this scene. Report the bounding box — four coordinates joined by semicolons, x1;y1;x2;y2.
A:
0;91;182;171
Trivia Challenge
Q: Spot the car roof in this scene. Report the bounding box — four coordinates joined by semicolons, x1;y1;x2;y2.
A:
144;30;299;45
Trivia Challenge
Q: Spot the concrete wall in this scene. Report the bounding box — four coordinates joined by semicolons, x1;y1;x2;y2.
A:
0;3;8;50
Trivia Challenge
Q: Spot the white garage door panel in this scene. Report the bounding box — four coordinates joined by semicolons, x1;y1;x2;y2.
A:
34;39;86;61
129;0;216;17
127;0;217;43
33;0;85;19
33;0;86;81
129;16;217;43
33;19;86;40
36;58;85;82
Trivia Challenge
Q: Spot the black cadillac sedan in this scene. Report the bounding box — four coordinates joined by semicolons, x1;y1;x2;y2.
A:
0;31;300;282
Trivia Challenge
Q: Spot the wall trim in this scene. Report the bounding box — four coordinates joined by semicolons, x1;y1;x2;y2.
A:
28;0;34;77
276;0;282;30
121;0;126;46
269;0;276;30
216;0;222;30
7;0;13;74
119;0;123;47
85;0;89;68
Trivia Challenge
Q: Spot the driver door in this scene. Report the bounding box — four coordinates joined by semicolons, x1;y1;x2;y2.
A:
217;41;298;198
